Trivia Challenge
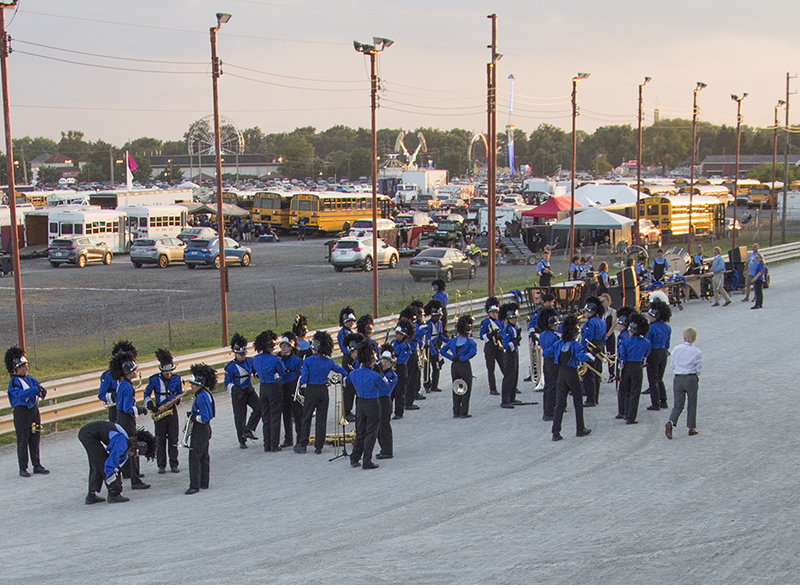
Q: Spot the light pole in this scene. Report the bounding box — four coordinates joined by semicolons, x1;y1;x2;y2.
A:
731;93;748;248
354;36;393;318
211;12;231;347
486;14;500;296
568;73;589;265
635;76;651;246
687;82;706;255
770;100;785;247
1;1;25;348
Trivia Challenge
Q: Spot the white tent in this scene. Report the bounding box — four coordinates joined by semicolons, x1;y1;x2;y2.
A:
552;206;634;230
568;183;639;207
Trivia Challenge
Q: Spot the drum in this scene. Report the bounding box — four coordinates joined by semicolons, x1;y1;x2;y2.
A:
551;280;584;309
664;247;691;276
524;287;543;314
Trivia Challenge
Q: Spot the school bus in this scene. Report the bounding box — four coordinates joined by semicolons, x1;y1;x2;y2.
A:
639;195;725;236
221;190;256;211
678;184;732;206
722;178;761;200
250;191;293;231
289;191;393;233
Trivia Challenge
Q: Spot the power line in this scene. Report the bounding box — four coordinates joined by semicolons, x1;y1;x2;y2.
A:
15;50;205;74
14;39;207;65
225;62;364;84
224;71;363;92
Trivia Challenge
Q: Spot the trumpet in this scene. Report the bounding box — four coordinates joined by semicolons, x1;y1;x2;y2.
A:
577;362;602;378
180;416;194;449
151;395;182;422
587;341;615;366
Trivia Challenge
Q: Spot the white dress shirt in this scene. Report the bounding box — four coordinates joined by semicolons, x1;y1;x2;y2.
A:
669;342;702;375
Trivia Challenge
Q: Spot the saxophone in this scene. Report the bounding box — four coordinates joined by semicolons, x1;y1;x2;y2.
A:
151;395;182;422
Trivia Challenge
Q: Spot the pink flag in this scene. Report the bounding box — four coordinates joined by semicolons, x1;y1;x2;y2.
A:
127;152;138;172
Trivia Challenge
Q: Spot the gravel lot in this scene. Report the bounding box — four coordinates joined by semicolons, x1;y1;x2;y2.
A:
0;238;535;349
0;261;797;584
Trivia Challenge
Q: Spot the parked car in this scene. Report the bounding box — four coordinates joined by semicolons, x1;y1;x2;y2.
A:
637;218;663;246
184;237;252;269
330;236;399;272
394;212;436;234
177;226;217;244
409;194;441;210
408;247;476;282
130;237;186;268
49;236;113;268
501;195;526;206
430;219;464;248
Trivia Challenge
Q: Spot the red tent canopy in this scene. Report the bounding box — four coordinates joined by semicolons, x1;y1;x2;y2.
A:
521;196;583;219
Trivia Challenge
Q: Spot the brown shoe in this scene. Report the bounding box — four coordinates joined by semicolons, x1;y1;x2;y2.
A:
688;428;698;436
665;421;673;439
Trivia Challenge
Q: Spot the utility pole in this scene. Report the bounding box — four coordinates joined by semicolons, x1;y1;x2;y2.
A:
782;73;796;244
688;82;706;255
568;73;589;265
635;77;651;246
731;93;748;249
211;12;231;347
486;14;499;297
1;3;25;349
771;100;785;247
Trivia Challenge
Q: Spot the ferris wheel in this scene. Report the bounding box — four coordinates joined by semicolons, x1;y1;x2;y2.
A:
187;115;245;156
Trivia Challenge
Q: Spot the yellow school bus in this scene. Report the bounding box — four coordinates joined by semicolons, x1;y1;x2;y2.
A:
290;191;393;233
678;184;732;206
251;191;293;231
639;195;724;236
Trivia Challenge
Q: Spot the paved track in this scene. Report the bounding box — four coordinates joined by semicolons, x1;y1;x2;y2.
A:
1;261;797;584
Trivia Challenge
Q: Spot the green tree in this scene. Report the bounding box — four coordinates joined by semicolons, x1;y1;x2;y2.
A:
162;140;186;156
13;136;58;159
310;125;358;159
643;118;691;172
156;163;184;184
348;147;373;180
57;130;91;161
0;154;29;184
745;163;800;183
123;137;163;155
39;166;63;185
278;134;314;179
528;124;570;175
242;127;267;154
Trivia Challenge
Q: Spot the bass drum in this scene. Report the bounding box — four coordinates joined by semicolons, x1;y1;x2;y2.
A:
664;247;691;276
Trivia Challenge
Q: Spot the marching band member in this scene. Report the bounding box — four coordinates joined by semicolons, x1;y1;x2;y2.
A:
423;299;446;395
390;318;416;418
295;331;347;454
109;351;149;491
600;293;617;382
253;330;285;453
551;315;593;441
537;307;561;422
480;297;505;396
97;339;137;423
651;249;670;282
376;344;397;460
357;314;380;355
580;297;606;407
432;278;449;329
410;300;427;400
614;306;636;419
78;421;155;504
5;346;49;477
143;349;183;474
293;315;312;361
224;333;260;450
400;306;422;408
440;315;478;419
569;255;581;280
537;249;552;288
349;341;388;470
646;299;672;411
279;333;303;448
618;313;651;425
499;302;522;409
185;363;216;495
338;306;358;421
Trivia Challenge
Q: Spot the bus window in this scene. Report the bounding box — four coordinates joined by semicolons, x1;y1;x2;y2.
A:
140;217;148;227
74;224;83;235
646;204;659;216
61;223;73;235
298;200;311;211
312;200;319;212
49;222;58;233
661;205;669;215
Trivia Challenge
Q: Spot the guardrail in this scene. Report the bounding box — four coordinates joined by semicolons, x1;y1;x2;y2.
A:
761;241;800;264
0;292;525;435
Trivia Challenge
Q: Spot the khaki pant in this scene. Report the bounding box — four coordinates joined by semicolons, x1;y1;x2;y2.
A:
712;272;730;304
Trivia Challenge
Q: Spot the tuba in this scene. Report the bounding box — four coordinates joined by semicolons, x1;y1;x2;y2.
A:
528;332;544;389
452;379;468;396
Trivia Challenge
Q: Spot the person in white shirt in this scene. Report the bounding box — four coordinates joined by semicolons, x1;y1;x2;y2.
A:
665;326;702;439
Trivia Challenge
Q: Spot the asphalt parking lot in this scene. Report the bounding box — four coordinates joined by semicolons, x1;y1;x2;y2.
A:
0;261;797;584
0;238;535;348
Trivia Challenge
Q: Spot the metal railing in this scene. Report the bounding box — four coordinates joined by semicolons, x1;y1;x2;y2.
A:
1;292;523;435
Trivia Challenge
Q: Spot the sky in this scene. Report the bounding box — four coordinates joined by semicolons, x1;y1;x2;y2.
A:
4;0;799;151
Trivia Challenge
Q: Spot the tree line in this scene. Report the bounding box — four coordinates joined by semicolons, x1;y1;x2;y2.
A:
3;119;798;185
